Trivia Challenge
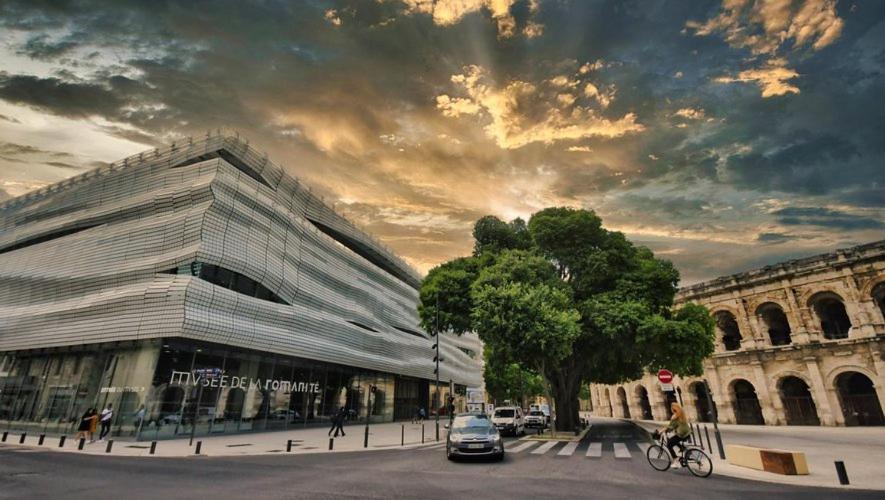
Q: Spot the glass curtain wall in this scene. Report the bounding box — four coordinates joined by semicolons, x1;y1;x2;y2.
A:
0;338;423;440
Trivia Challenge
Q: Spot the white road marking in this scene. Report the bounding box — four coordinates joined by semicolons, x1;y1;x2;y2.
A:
586;442;602;457
613;442;631;459
557;441;580;456
530;441;560;455
510;441;539;453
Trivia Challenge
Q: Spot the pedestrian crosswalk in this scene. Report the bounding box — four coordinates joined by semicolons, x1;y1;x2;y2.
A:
556;441;579;456
505;439;649;460
417;438;654;461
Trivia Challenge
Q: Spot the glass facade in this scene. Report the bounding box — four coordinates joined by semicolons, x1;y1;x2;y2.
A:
0;339;467;440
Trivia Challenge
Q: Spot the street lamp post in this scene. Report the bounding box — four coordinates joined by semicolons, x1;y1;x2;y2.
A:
434;295;441;442
703;378;726;459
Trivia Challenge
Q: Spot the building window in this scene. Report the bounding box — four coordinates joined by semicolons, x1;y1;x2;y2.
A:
809;292;851;340
0;223;102;255
872;282;885;323
174;262;289;305
757;302;792;346
714;311;742;351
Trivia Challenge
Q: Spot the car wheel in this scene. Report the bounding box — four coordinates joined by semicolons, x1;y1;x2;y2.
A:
496;451;504;462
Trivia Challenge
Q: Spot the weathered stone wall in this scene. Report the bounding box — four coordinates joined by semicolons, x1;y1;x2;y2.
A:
588;240;885;426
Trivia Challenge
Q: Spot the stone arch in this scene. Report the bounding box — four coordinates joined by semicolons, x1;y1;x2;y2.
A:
777;375;820;425
825;365;880;390
604;387;613;417
834;371;884;426
690;381;713;423
729;378;765;425
617;386;630;419
713;310;742;351
807;291;852;340
756;302;792;346
635;385;653;420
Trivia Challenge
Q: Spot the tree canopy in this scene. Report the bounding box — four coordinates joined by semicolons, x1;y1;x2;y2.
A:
419;207;715;431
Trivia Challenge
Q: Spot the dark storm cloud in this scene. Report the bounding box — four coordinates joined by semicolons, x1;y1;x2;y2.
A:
0;73;126;118
773;207;884;231
724;133;860;195
19;34;78;60
756;232;795;244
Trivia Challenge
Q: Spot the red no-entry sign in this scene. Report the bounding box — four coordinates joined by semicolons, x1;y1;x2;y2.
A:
657;369;674;384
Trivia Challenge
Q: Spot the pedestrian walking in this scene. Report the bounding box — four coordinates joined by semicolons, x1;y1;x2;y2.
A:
133;404;146;437
418;406;426;422
98;404;113;441
332;406;347;437
75;408;95;442
87;408;99;442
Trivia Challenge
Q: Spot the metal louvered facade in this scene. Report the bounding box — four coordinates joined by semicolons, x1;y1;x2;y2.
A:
0;132;483;438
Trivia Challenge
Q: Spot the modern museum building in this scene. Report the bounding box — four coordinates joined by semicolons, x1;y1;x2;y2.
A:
0;132;483;440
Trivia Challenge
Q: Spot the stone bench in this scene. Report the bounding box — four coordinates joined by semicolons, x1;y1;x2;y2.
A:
726;444;809;475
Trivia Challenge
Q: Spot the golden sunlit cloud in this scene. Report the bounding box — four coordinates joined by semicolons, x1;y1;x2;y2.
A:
715;58;800;97
399;0;539;39
436;65;643;149
688;0;843;98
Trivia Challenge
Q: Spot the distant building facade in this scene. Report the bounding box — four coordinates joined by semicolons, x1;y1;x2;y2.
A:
0;133;482;439
588;241;885;426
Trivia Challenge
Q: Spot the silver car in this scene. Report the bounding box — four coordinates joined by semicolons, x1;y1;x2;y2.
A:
446;413;504;461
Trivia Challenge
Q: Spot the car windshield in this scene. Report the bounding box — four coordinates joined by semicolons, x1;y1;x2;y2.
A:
451;415;493;434
494;409;515;418
529;411;544;416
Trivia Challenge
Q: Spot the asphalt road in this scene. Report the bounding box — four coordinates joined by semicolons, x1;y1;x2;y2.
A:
0;419;879;499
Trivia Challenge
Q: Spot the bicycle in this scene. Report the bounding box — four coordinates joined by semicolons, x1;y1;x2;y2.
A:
646;430;713;478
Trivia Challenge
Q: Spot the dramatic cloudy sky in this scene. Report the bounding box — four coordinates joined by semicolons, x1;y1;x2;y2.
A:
0;0;882;283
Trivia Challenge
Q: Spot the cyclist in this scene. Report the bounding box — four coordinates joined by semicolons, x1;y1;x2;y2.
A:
661;402;691;466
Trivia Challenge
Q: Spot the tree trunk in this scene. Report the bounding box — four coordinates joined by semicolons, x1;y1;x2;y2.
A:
545;368;582;434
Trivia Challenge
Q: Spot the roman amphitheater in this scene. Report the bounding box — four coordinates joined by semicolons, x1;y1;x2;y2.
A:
587;240;885;427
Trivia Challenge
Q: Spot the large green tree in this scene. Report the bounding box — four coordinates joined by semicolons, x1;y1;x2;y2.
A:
419;207;714;432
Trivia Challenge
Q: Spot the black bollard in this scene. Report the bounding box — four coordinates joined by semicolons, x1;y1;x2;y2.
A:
1;431;6;442
835;461;849;485
713;428;726;459
78;437;85;450
287;439;292;452
328;437;334;450
105;440;114;453
58;435;66;448
38;434;45;445
695;423;703;450
704;425;712;453
401;424;404;446
195;441;202;455
19;433;26;444
149;441;157;455
421;424;425;444
364;425;369;449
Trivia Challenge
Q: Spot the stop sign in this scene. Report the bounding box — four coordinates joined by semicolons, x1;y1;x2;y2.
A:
657;369;673;384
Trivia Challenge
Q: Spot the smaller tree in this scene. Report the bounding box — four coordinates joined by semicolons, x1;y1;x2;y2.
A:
483;346;545;408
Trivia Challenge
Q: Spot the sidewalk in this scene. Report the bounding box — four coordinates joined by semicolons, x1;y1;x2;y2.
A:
630;418;885;490
0;420;446;458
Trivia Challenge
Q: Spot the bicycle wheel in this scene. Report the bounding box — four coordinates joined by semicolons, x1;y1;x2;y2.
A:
646;444;671;471
684;448;713;478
